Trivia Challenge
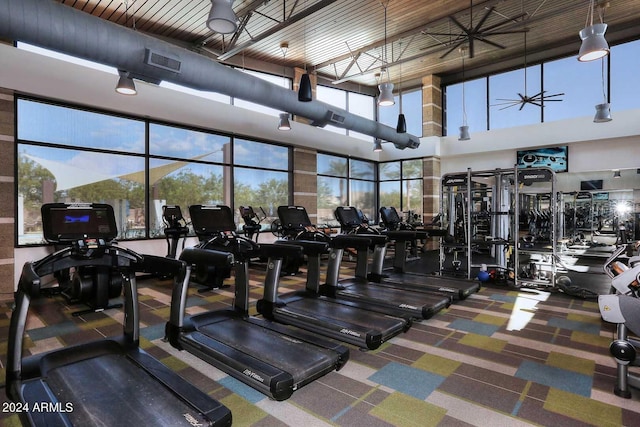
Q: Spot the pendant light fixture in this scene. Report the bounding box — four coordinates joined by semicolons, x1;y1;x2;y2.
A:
458;46;470;141
378;1;395;107
278;42;292;130
396;42;406;133
578;0;609;62
278;113;291;130
207;0;238;35
115;70;137;95
373;139;383;152
298;0;312;102
594;56;612;122
115;2;137;96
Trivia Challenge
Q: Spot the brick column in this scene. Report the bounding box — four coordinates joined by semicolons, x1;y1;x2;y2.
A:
292;147;318;221
422;75;442;137
0;88;15;298
423;156;441;250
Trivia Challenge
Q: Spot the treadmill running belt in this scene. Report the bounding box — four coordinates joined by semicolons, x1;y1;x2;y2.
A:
44;353;211;426
286;298;404;330
198;318;338;382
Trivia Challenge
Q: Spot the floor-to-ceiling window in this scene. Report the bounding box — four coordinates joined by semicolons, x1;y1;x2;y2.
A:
444;38;640;135
379;159;423;224
16;98;292;245
317;153;377;226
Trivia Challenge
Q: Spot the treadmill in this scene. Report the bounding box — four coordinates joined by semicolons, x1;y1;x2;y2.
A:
165;205;349;401
320;233;451;319
338;206;480;301
277;206;450;319
6;203;231;427
256;206;410;351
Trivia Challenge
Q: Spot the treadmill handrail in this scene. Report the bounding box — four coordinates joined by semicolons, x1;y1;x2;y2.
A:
8;243;187;396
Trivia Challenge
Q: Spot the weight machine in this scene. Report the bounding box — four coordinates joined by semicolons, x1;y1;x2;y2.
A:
440;166;558;288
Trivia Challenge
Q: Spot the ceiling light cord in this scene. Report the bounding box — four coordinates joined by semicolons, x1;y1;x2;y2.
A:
601;56;607;102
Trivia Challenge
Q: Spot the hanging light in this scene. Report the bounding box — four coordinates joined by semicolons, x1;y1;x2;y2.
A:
373;139;383;152
277;42;292;130
594;56;612;122
298;73;312;102
458;46;470;141
115;70;136;95
377;1;395;106
578;0;609;62
613;170;621;179
278;113;291;131
298;0;312;102
207;0;238;34
396;42;406;133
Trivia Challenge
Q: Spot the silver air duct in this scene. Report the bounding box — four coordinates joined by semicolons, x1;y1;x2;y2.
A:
0;0;419;150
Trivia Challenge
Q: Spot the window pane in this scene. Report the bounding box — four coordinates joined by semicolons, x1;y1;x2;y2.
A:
379;181;401;209
402;178;423;216
401;89;423;137
150;123;231;162
347;92;375;141
489;65;541;129
18;99;145;153
349;180;376;220
378;94;399;128
234;139;289;170
379;161;401;180
148;159;229;236
402;159;422;179
543;56;600;122
446;77;487;135
350;159;375;180
317;176;348;225
233;168;290;225
18;145;145;244
378;88;422;137
317;85;347;109
611;39;640;111
318;153;348;177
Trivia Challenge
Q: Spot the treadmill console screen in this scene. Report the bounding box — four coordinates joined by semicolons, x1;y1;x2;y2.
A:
41;203;118;243
335;207;361;227
380;207;401;225
189;205;236;234
278;206;312;228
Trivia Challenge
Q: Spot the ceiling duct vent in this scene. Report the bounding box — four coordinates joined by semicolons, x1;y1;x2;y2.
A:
144;49;181;73
330;112;345;124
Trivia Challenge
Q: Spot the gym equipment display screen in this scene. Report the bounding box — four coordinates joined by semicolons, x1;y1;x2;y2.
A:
41;203;117;243
190;205;236;233
516;146;568;173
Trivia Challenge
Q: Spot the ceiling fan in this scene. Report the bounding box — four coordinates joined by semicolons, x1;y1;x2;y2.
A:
420;0;529;59
492;30;564;110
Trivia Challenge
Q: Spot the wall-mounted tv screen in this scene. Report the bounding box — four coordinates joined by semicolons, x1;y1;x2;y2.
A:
516;146;568;173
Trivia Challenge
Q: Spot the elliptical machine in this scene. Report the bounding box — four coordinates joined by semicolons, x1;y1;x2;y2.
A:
238;206;267;242
162;205;189;259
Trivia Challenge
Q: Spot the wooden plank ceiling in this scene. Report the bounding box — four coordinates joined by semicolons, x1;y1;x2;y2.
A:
60;0;640;90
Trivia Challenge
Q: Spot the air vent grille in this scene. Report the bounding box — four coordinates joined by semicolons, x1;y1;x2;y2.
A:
144;49;181;73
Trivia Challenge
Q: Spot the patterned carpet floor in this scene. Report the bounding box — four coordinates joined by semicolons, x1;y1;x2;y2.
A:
0;258;638;426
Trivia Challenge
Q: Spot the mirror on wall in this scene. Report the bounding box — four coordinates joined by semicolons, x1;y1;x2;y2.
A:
557;169;640;244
